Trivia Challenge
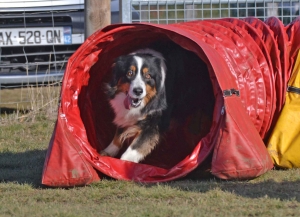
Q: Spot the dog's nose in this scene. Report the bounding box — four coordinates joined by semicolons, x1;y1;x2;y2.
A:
133;87;143;96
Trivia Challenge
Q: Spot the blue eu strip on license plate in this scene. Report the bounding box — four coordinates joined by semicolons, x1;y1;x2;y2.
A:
63;27;72;45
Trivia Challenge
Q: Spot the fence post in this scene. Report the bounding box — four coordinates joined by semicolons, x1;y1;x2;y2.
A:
120;0;131;23
84;0;111;39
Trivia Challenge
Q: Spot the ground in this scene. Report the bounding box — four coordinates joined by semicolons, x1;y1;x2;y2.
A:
0;86;300;216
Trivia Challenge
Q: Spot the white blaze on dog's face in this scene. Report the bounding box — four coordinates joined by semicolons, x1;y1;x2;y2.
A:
128;56;147;107
107;49;166;128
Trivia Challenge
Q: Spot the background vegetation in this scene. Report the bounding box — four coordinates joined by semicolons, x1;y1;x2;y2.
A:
1;85;300;216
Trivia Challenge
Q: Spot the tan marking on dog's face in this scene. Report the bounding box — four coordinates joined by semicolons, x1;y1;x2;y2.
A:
142;67;149;74
143;68;152;79
143;84;157;105
130;65;136;72
126;65;136;78
116;82;130;94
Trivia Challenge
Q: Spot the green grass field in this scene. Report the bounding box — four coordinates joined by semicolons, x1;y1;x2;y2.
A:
1;88;300;216
1;118;300;216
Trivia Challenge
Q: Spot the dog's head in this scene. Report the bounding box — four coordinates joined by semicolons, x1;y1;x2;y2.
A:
106;49;167;114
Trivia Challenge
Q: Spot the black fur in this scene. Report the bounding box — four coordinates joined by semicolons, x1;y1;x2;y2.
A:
103;47;214;163
108;53;167;114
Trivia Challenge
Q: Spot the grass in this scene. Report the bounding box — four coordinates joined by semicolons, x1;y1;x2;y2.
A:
0;84;60;123
1;88;300;216
0;120;300;216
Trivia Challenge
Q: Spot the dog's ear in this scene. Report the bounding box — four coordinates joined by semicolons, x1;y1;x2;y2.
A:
141;57;167;115
153;57;166;92
103;82;117;99
109;60;120;87
104;61;119;98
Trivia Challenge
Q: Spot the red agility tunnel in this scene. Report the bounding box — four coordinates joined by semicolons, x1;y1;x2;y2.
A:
42;17;297;187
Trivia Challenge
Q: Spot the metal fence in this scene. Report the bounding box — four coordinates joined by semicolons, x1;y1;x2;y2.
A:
121;0;300;25
0;1;84;86
0;0;84;116
1;0;300;116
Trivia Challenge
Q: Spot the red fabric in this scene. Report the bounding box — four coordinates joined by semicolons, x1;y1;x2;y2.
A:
40;17;298;187
287;17;300;76
42;117;101;186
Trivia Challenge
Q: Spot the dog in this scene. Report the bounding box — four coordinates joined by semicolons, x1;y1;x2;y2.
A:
101;49;168;163
101;46;215;164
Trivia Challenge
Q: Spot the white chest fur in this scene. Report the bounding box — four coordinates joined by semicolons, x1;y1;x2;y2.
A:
109;92;145;127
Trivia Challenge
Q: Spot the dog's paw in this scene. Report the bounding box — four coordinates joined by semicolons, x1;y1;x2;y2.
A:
120;147;144;163
101;143;120;157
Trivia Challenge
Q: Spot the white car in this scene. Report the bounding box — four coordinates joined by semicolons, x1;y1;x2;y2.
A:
0;0;138;85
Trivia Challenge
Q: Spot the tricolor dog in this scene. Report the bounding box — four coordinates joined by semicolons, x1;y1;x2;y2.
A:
101;49;168;163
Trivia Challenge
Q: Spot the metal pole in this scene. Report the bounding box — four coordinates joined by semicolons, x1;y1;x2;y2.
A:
120;0;131;23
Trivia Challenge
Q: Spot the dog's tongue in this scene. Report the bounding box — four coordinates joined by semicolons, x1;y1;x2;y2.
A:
124;95;131;110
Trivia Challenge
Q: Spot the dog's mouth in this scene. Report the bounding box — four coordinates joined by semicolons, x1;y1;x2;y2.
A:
124;92;142;109
131;97;142;107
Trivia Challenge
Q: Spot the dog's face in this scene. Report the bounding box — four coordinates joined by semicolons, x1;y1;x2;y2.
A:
107;50;166;114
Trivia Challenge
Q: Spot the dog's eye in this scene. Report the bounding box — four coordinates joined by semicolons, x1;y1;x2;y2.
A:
145;74;151;79
126;70;134;77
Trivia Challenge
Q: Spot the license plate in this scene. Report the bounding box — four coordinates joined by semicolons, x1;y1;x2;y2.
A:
0;27;72;47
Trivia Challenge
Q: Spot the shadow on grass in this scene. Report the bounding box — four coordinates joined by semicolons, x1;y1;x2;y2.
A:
164;176;300;202
2;147;300;202
0;149;47;188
